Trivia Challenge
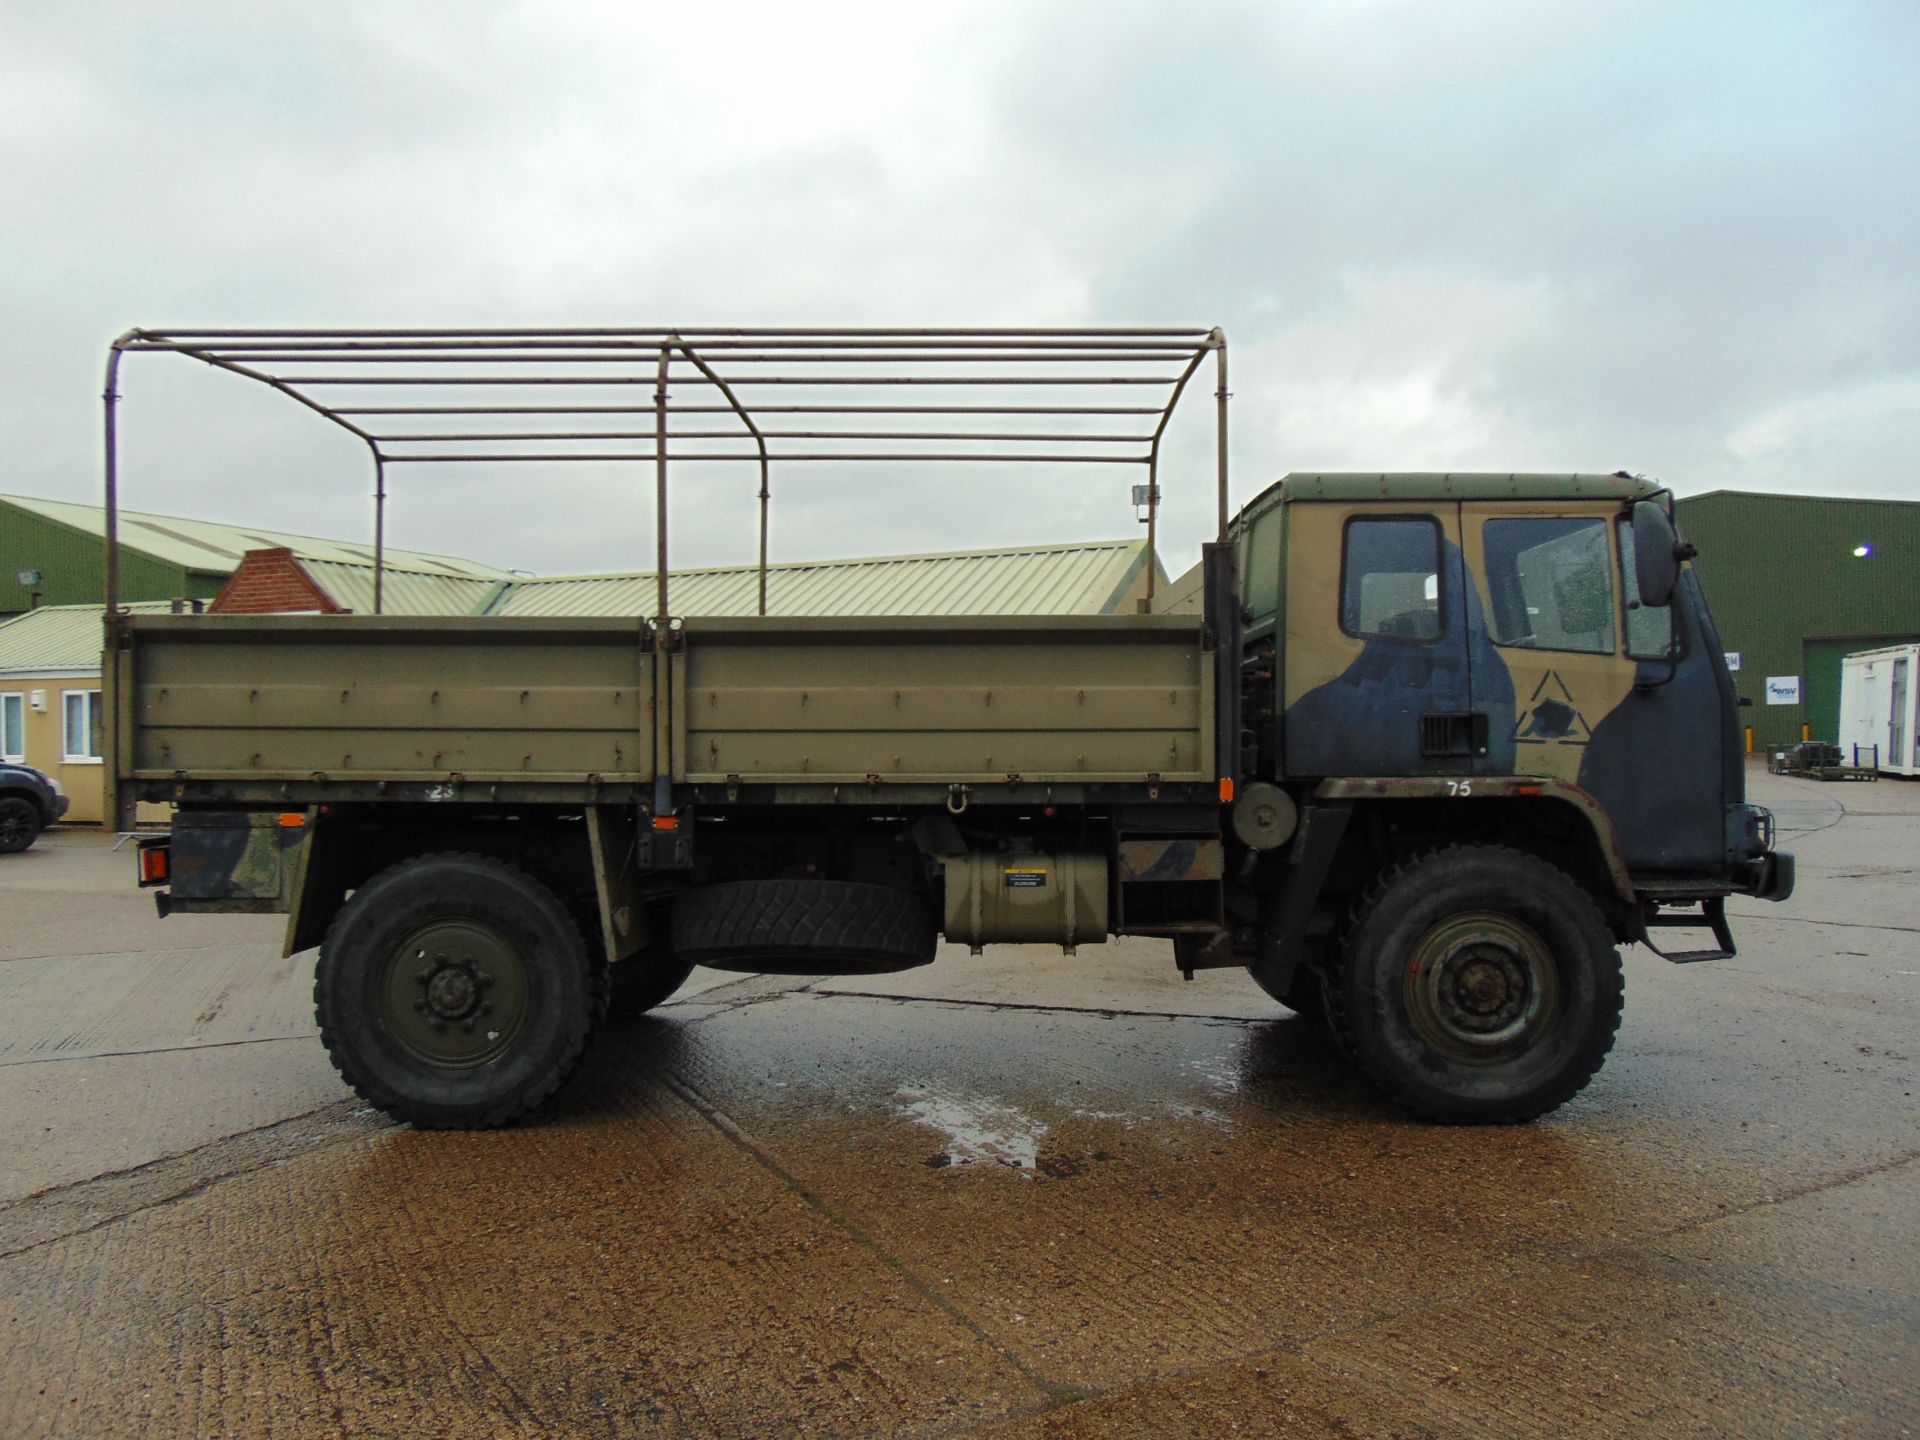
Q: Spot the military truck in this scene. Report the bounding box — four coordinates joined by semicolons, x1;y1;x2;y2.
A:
102;327;1793;1129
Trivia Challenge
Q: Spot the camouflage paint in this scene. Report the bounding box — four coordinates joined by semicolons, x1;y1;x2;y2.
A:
1281;502;1516;778
166;810;307;910
1276;484;1739;875
1576;568;1735;869
1458;500;1637;790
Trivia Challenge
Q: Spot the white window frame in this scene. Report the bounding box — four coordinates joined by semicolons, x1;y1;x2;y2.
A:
62;688;103;765
1;691;23;763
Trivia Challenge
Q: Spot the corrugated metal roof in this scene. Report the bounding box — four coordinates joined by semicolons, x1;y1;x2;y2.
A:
0;602;174;676
298;560;505;617
485;540;1159;618
1;494;512;580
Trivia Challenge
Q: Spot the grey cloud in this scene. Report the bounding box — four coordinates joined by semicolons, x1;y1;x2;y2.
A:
3;0;1915;583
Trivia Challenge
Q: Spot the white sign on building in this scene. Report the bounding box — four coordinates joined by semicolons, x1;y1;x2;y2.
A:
1764;675;1802;706
1724;651;1742;671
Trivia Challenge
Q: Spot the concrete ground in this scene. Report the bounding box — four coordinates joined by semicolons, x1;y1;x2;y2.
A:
0;768;1913;1438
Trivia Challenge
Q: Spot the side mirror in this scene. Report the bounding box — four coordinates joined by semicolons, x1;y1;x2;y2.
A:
1631;500;1682;607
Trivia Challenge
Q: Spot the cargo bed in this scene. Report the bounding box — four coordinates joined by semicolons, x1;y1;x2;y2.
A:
114;611;1218;810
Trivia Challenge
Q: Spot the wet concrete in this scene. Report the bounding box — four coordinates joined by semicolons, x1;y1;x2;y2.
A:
0;769;1914;1437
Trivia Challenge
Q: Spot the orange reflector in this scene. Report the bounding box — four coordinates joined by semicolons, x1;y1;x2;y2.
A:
1219;777;1236;803
278;812;305;828
139;846;169;885
652;815;680;831
1517;785;1541;796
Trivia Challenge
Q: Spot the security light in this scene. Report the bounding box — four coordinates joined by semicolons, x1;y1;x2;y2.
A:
1853;544;1873;558
15;569;41;587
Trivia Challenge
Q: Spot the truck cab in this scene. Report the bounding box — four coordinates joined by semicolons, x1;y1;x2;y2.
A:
1221;470;1788;996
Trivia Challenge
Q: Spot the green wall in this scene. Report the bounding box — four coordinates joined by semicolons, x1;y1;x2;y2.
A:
1680;492;1920;748
0;501;223;616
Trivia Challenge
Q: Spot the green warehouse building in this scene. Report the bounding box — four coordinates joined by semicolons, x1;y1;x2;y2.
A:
1679;491;1920;750
0;493;507;619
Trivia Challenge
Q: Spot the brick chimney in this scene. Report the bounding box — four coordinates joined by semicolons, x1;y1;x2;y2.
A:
209;548;346;614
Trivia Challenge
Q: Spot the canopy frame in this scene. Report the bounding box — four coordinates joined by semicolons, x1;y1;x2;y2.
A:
103;326;1229;622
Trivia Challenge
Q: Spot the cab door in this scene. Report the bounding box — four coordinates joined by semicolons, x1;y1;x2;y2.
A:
1282;501;1476;777
1462;504;1628;784
1462;502;1721;869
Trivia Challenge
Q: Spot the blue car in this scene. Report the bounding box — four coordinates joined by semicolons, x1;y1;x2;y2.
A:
0;760;68;853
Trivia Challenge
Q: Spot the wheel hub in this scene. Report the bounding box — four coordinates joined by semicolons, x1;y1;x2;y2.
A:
1440;948;1529;1033
381;922;527;1067
0;806;31;847
421;956;488;1021
1404;912;1561;1063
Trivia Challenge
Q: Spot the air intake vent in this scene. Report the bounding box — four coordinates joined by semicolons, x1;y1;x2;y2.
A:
1420;712;1488;758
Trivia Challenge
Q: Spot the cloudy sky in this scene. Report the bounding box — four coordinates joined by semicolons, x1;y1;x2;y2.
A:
3;0;1915;577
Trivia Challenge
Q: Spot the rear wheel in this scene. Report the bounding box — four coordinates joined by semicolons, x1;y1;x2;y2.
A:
1328;846;1623;1123
316;853;602;1128
0;796;41;854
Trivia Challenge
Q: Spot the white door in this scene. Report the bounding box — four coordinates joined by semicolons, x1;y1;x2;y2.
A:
1891;658;1910;769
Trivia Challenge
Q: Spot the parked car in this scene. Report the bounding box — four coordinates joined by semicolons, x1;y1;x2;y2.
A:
0;761;68;853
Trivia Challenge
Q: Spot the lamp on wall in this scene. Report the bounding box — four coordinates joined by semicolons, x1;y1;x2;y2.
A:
14;569;42;610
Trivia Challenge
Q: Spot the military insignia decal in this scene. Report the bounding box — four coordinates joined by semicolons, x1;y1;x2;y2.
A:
1512;671;1592;745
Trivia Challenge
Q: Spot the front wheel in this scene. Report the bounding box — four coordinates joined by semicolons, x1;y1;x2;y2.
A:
0;796;42;854
316;853;602;1128
1328;846;1624;1123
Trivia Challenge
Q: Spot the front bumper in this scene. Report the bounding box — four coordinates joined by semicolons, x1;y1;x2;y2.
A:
1728;803;1793;902
1736;849;1795;902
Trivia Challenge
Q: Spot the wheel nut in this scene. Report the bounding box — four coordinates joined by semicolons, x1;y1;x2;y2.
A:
415;971;430;985
430;1020;447;1032
479;1002;493;1016
476;971;493;987
460;1020;475;1033
413;1000;426;1013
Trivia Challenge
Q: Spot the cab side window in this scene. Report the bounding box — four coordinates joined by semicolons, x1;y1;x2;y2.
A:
1482;518;1616;654
1242;509;1283;628
1616;518;1678;659
1341;517;1442;640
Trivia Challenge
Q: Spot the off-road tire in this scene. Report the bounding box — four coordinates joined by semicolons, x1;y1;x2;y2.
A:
672;878;937;972
1327;845;1623;1124
0;796;42;854
316;852;603;1129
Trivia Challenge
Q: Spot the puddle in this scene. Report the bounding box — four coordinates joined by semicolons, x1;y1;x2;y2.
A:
1069;1106;1143;1128
1187;1052;1241;1096
894;1083;1047;1175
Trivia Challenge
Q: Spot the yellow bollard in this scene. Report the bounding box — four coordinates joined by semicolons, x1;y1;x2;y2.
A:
1746;725;1754;756
1802;722;1811;742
